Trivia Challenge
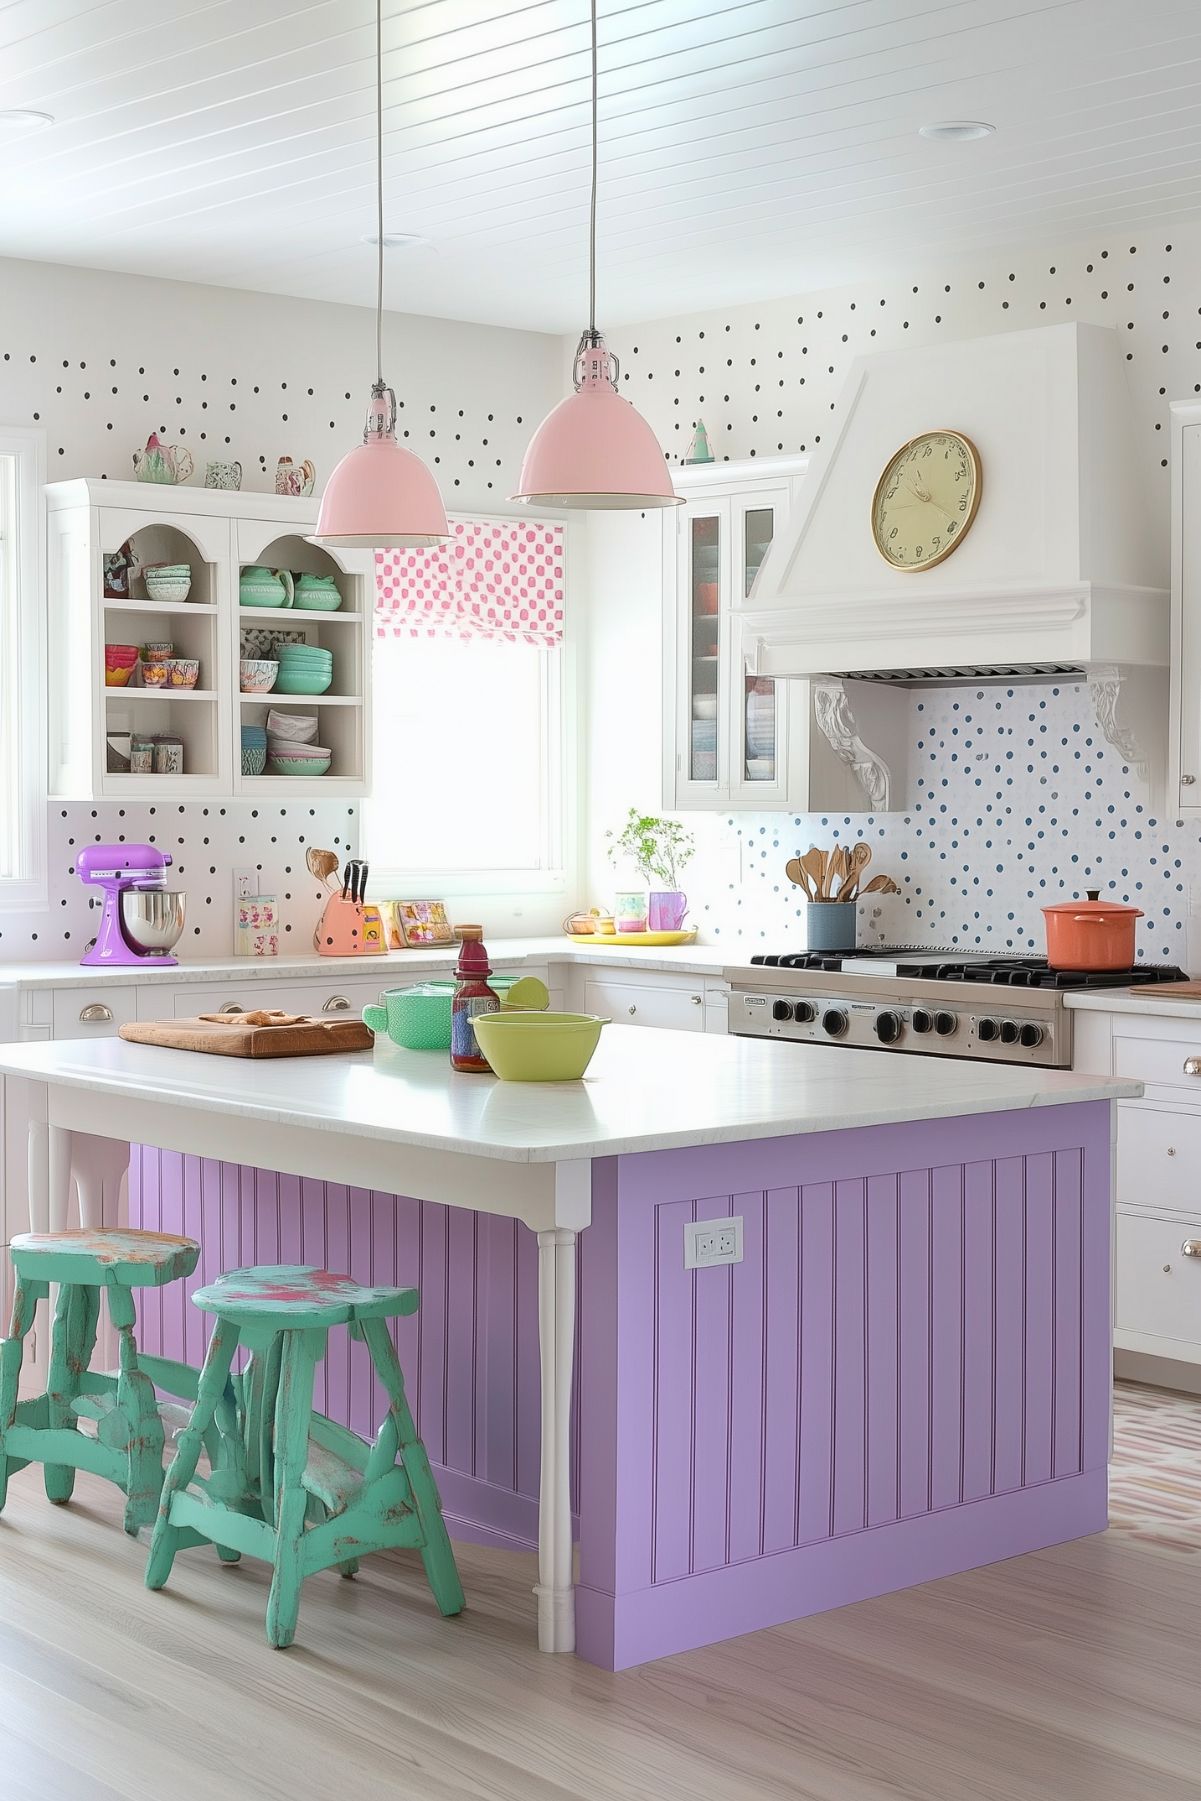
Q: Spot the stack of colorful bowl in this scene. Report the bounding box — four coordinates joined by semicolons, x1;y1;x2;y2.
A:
241;723;268;777
266;708;331;777
273;642;333;695
104;643;140;686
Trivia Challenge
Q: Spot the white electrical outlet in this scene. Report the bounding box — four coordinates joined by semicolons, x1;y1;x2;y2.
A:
233;868;258;902
684;1215;743;1271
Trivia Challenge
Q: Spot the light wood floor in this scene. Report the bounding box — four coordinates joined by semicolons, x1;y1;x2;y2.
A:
1;1384;1199;1801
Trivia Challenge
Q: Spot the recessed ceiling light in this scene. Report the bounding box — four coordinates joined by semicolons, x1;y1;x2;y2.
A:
362;232;430;251
918;120;995;142
0;108;55;134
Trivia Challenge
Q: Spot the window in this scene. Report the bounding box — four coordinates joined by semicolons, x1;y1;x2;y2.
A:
361;519;569;899
0;427;45;909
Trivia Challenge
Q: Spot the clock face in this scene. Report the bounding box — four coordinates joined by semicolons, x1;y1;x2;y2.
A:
871;431;981;571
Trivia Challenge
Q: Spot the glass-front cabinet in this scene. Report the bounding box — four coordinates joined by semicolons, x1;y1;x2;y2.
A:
664;457;807;810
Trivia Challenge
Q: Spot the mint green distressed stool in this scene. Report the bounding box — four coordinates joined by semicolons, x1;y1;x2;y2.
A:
146;1265;466;1649
0;1228;202;1533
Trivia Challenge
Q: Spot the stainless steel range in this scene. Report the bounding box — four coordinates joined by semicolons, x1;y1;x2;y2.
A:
725;948;1187;1068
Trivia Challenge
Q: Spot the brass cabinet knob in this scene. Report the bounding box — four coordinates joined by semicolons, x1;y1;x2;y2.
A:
1182;1240;1201;1258
1183;1057;1201;1077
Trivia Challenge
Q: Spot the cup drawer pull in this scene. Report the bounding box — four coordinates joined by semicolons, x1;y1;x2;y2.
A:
218;1002;246;1015
322;996;351;1012
1184;1057;1201;1077
1183;1240;1201;1258
79;1003;113;1023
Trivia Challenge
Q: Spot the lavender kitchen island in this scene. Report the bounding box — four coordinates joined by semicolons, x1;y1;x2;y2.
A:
0;1028;1137;1669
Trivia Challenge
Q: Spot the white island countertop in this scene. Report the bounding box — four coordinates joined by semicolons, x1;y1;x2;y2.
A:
0;1026;1141;1165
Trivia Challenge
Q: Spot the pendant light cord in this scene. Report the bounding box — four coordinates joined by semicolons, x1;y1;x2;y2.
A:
375;0;385;388
588;0;597;337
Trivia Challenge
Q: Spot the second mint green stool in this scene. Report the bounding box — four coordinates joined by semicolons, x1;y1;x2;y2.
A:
146;1265;465;1649
0;1227;202;1532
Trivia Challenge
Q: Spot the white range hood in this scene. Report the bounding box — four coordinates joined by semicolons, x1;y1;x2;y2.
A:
743;321;1168;685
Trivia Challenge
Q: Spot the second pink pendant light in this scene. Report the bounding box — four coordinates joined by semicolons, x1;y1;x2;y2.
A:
512;2;681;512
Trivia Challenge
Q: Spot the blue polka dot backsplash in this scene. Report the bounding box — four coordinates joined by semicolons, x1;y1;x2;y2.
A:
688;684;1195;966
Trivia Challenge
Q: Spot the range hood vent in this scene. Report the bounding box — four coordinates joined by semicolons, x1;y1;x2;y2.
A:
743;323;1168;687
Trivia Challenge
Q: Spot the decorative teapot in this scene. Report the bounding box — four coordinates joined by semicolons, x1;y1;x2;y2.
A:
293;572;342;611
239;566;295;609
132;432;194;485
275;456;316;498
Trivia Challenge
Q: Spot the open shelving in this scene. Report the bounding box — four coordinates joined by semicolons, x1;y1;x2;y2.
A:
46;479;372;799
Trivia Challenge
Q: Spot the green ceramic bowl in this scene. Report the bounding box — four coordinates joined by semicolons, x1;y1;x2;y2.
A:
274;671;332;695
472;1012;608;1082
363;977;522;1050
270;753;332;776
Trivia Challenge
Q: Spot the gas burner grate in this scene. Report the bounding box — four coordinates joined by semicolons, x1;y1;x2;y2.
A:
748;950;1188;990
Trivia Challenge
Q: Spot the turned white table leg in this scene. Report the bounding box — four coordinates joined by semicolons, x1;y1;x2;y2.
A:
535;1226;577;1653
47;1127;73;1234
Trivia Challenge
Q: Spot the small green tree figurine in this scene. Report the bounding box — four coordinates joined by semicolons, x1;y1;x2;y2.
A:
605;809;695;890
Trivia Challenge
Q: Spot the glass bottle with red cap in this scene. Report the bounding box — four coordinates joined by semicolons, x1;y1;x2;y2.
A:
450;928;500;1072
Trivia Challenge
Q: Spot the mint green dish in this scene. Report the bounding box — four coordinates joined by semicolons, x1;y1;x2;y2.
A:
270;753;331;776
293;573;343;611
239;566;294;609
274;671;332;695
364;977;521;1051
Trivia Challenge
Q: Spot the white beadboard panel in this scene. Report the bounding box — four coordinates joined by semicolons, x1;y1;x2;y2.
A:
1;2;1200;330
0;800;355;961
689;681;1200;966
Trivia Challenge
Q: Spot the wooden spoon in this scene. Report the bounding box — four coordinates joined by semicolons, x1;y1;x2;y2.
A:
861;874;900;895
800;846;826;900
836;841;872;901
785;856;815;899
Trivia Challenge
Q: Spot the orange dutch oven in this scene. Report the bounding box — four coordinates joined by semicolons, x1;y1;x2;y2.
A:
1042;888;1143;971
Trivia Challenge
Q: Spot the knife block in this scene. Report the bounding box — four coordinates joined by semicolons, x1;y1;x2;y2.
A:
315;894;386;956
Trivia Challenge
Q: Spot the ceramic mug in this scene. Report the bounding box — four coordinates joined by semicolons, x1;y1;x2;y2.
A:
205;459;242;490
613;890;649;934
647;889;688;932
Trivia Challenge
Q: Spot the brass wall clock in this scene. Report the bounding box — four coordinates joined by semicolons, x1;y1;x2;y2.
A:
871;430;981;571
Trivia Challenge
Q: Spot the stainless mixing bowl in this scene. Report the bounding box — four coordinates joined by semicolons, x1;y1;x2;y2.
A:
120;887;187;955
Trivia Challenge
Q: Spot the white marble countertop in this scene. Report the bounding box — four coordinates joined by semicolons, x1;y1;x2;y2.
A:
1065;989;1201;1022
0;1027;1141;1165
0;937;741;992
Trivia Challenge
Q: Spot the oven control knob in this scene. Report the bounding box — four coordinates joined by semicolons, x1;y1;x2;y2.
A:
911;1008;933;1034
822;1009;848;1038
977;1017;999;1042
934;1011;957;1037
999;1020;1020;1045
794;1001;816;1024
1019;1023;1043;1048
875;1011;902;1044
771;1000;792;1021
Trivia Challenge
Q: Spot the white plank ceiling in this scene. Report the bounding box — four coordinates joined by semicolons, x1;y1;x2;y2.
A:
1;0;1200;331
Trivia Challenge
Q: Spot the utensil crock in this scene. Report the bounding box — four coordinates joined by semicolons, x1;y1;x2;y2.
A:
806;900;856;952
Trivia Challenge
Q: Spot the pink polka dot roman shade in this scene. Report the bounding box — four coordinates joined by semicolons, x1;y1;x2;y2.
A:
375;519;564;647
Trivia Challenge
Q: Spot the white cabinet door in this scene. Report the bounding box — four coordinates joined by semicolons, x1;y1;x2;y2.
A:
51;985;138;1038
584;976;706;1031
1171;414;1201;811
1115;1207;1201;1361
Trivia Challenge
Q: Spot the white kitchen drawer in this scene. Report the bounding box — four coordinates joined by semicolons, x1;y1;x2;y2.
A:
1116;1102;1201;1215
1115;1207;1201;1352
584;976;706;1031
51;985;138;1038
159;980;383;1021
1114;1030;1201;1096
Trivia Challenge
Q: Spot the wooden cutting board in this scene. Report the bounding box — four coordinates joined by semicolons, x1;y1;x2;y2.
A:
120;1009;373;1058
1126;981;1201;999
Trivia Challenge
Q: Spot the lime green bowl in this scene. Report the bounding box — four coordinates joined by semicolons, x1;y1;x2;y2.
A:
472;1011;607;1081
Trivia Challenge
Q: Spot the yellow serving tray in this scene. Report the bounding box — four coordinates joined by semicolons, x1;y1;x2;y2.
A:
565;929;698;947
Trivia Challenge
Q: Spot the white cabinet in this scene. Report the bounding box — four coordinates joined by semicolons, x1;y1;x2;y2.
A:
663;460;807;810
45;480;372;800
581;970;727;1033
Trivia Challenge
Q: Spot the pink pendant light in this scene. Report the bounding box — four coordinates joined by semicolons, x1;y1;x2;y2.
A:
512;2;681;512
311;0;449;549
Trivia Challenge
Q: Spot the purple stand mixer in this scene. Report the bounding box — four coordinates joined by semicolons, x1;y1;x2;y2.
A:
76;844;188;968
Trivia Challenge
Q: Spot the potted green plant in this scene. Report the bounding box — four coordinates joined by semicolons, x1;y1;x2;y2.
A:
605;810;695;933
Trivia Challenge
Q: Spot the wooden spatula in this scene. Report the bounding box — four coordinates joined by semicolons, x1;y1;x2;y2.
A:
836;841;872;900
801;845;826;900
861;874;900;895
